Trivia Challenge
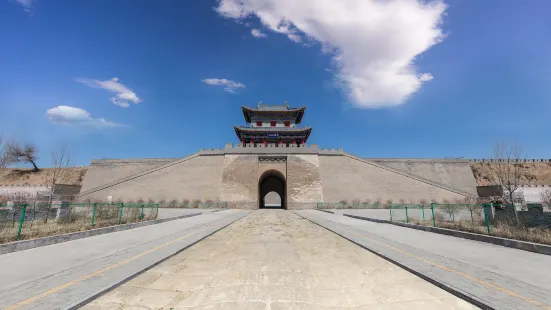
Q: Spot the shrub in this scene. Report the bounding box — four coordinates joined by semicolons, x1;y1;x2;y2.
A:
351;199;360;208
182;199;190;208
169;199;178;208
191;200;201;208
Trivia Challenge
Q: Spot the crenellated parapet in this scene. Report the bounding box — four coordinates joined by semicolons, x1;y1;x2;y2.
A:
199;144;344;155
470;159;551;163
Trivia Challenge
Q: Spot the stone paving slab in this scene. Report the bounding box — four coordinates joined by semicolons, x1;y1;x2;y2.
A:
0;210;248;310
82;210;476;310
297;210;551;310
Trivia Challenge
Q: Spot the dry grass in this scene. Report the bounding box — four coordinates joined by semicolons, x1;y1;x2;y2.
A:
0;206;156;244
0;167;87;186
412;219;551;245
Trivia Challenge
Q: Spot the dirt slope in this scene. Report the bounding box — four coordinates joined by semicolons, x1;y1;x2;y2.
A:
0;168;87;186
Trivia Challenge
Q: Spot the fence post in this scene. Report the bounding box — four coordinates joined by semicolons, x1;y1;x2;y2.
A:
156;203;159;219
421;205;425;221
17;204;28;240
431;203;436;227
405;206;409;223
119;202;124;224
452;207;455;222
91;203;97;227
389;205;392;222
483;204;491;234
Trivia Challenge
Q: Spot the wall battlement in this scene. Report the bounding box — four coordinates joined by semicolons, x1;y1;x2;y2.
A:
470;159;551;163
199;144;343;155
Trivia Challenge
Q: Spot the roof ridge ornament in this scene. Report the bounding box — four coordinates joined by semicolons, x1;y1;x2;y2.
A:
258;100;263;108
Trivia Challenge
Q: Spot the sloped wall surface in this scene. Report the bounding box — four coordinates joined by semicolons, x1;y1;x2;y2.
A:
319;155;467;203
80;159;176;193
79;156;224;202
369;158;478;195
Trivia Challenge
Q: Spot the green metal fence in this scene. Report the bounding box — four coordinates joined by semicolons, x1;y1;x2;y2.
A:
0;202;159;243
317;202;387;209
388;203;523;235
316;201;551;243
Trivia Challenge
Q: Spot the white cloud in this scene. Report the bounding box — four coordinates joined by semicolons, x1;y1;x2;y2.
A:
251;28;266;38
76;77;141;108
46;106;126;128
419;72;434;82
215;0;446;108
202;78;246;93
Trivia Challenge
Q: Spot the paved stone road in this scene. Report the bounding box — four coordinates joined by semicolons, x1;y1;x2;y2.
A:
299;210;551;310
83;210;476;309
0;210;247;310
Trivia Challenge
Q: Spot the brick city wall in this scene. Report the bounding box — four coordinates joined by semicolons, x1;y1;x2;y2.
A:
78;145;475;207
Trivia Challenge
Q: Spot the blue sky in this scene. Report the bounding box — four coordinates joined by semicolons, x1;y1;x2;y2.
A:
1;0;550;167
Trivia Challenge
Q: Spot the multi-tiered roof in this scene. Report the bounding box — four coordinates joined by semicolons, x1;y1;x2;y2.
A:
234;102;312;144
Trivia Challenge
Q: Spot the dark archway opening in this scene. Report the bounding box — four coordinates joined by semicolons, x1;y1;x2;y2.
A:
259;170;286;209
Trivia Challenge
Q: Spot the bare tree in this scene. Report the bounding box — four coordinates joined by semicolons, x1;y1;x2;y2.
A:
45;146;75;197
0;134;11;169
463;196;483;225
43;146;74;223
490;142;525;223
541;189;551;206
6;141;39;171
490;142;524;204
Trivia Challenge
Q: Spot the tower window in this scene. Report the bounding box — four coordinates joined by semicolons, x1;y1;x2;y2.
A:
256;121;262;126
270;121;276;127
284;121;290;127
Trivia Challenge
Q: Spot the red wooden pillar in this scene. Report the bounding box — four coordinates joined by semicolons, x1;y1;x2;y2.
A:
264;139;267;146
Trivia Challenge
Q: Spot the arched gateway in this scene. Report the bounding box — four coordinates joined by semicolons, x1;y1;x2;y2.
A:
258;170;286;209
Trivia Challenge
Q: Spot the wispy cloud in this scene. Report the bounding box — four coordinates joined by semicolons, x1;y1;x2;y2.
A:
251;29;266;38
76;77;141;108
46;106;127;128
216;0;445;108
202;78;246;93
14;0;34;13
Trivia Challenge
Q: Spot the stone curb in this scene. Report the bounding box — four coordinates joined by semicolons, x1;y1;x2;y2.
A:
344;214;551;256
0;212;202;255
68;211;249;310
315;209;334;214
